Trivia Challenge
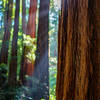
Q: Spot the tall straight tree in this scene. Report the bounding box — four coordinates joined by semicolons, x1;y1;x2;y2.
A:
27;0;37;38
25;0;37;76
20;0;37;84
8;0;20;86
19;0;27;84
22;0;26;34
56;0;100;100
33;0;50;99
0;0;13;64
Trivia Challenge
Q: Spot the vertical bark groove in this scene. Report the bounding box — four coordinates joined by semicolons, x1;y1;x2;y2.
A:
56;0;100;100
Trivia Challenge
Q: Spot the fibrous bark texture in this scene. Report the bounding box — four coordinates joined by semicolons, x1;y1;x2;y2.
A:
56;0;100;100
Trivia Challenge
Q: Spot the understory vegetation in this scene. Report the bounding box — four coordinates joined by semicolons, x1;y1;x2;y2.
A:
0;0;59;99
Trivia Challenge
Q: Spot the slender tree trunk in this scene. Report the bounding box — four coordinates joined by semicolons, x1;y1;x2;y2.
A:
56;0;100;100
22;0;26;34
0;0;13;64
8;0;20;86
19;0;27;84
33;0;50;99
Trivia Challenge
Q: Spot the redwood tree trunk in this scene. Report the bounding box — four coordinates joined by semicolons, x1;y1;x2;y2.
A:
8;0;20;86
27;0;37;38
20;0;37;84
0;0;13;64
33;0;50;99
56;0;100;100
25;0;37;76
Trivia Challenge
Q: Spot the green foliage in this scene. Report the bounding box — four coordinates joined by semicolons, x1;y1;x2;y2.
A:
49;57;57;100
0;0;58;99
49;0;58;99
12;86;33;100
0;40;2;51
49;0;59;57
49;66;57;100
23;34;37;63
0;63;8;71
0;63;8;88
0;85;33;100
49;57;57;66
0;75;40;100
0;86;19;100
0;63;20;100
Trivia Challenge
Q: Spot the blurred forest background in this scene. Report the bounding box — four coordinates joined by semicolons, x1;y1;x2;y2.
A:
0;0;60;100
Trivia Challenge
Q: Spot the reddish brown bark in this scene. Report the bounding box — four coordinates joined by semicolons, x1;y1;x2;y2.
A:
25;0;37;76
56;0;100;100
27;0;37;38
20;0;37;82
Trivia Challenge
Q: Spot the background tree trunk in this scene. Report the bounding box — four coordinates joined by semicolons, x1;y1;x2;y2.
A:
19;0;27;84
25;0;37;76
22;0;26;34
27;0;37;38
0;0;13;64
33;0;50;99
8;0;20;86
56;0;100;100
20;0;37;84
